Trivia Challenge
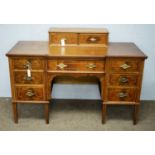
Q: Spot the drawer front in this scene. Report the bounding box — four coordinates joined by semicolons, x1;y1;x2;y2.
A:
47;60;104;72
109;59;141;72
109;74;138;86
14;71;44;84
15;86;44;101
13;58;44;70
108;88;136;102
79;33;108;45
49;32;77;44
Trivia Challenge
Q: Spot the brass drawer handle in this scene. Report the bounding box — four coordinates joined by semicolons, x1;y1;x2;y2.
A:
26;89;35;97
88;37;99;43
120;63;131;70
119;92;128;98
24;76;33;81
57;63;68;69
119;76;128;83
23;60;32;69
86;63;96;69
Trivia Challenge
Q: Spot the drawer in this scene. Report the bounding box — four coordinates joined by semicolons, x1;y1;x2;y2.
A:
79;33;108;45
49;32;77;44
14;71;44;84
108;88;136;102
109;58;141;72
47;60;104;72
15;86;44;101
13;57;44;70
109;74;138;86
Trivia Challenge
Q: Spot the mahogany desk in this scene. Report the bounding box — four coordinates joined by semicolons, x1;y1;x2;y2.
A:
6;28;147;124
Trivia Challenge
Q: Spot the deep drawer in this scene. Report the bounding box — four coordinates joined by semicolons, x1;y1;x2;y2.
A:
108;88;136;102
15;86;44;101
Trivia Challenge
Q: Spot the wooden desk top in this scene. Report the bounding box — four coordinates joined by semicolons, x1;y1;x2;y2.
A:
6;41;147;59
49;28;109;33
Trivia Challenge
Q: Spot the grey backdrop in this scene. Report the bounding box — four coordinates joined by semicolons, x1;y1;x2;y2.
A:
0;24;154;100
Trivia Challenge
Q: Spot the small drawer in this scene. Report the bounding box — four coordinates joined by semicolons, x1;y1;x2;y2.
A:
108;88;136;102
79;33;108;45
14;71;44;84
49;32;78;44
109;58;141;73
15;86;44;101
13;57;44;70
109;74;138;86
47;60;104;72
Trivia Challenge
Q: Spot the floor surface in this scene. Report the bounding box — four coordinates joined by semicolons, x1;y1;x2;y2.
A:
0;98;155;131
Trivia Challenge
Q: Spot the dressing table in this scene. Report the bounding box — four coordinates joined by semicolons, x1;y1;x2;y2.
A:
6;28;147;124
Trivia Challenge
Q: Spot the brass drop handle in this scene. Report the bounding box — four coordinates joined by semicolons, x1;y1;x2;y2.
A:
86;63;96;69
23;60;32;78
119;76;128;83
119;92;128;98
57;63;68;69
88;37;99;43
24;76;33;81
23;60;32;69
120;63;131;70
60;38;66;46
26;89;35;97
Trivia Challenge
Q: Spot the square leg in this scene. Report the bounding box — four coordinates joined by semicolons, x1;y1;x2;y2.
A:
102;103;107;124
12;102;18;123
45;103;49;124
133;104;139;125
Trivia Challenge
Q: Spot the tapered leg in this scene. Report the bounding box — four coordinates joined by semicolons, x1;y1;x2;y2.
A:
133;104;139;125
102;103;107;124
13;102;18;123
45;103;49;124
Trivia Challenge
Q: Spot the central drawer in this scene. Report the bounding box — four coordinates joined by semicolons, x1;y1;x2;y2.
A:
47;60;105;72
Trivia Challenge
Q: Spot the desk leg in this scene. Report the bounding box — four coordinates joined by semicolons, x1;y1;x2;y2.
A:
133;104;139;125
102;103;107;124
13;102;18;123
45;103;49;124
